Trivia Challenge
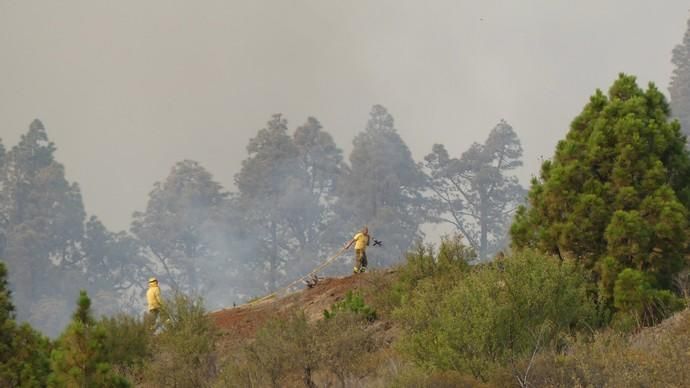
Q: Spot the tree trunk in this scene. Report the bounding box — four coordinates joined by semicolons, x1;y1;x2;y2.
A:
270;221;277;291
480;194;488;260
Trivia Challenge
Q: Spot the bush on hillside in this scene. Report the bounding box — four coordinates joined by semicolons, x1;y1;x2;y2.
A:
395;249;595;382
385;235;473;311
144;293;217;388
98;314;151;384
219;308;377;388
323;291;377;322
500;308;690;387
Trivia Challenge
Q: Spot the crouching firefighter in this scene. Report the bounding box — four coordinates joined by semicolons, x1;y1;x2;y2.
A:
345;226;370;274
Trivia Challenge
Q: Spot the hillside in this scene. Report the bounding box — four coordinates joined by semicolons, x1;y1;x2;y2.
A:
211;270;399;345
207;264;690;388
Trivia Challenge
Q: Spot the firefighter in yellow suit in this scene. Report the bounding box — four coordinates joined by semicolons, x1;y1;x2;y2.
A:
146;277;162;330
345;226;370;273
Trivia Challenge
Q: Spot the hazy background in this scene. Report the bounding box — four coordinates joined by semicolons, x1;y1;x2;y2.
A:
1;0;689;231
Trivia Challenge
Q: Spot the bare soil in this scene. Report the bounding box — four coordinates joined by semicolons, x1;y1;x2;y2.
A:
210;271;388;338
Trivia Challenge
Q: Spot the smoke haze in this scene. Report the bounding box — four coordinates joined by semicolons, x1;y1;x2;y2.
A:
2;0;688;231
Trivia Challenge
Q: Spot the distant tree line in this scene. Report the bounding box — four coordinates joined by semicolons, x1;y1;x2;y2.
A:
0;105;525;336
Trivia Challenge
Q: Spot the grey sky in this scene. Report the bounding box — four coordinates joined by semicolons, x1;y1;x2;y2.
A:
1;0;688;231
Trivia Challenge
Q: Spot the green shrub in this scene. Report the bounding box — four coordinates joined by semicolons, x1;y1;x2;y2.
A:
613;268;685;330
395;249;596;382
49;290;130;388
391;367;489;388
144;293;217;388
323;291;377;321
98;314;150;383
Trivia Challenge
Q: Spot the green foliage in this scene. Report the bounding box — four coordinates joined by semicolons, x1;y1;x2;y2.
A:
612;268;684;330
0;261;14;322
144;293;217;388
511;73;690;310
395;250;595;381
49;290;130;387
98;314;151;382
392;235;473;301
323;291;377;322
0;262;52;388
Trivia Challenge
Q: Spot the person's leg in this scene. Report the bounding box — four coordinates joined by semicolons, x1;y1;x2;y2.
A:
361;250;368;272
146;308;160;331
354;249;363;273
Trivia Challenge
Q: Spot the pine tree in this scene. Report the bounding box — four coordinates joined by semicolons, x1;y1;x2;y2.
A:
235;114;306;290
511;74;690;307
336;105;425;266
49;290;129;387
0;120;86;334
132;160;228;295
423;120;525;259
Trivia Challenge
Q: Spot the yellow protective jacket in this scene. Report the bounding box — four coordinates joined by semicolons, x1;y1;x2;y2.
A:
147;284;162;311
353;232;370;250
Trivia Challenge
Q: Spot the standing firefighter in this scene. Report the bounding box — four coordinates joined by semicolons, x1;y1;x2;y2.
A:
345;226;370;274
146;277;162;329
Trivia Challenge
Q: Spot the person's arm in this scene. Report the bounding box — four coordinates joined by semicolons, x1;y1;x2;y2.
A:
345;233;359;249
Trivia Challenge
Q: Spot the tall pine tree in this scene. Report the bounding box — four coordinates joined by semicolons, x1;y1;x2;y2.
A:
336;105;425;266
423;120;525;260
132;160;228;295
511;74;690;308
0;120;86;334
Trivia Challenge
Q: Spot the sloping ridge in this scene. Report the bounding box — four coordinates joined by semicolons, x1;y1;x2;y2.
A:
210;272;385;338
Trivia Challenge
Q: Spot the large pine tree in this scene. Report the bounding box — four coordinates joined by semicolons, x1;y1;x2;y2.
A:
423;120;525;260
0;120;86;334
132;160;228;295
511;74;690;305
336;105;425;266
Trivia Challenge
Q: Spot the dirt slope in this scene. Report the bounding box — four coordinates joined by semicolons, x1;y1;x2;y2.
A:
210;271;392;339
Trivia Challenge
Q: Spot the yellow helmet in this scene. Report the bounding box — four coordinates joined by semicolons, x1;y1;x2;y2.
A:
148;277;158;284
